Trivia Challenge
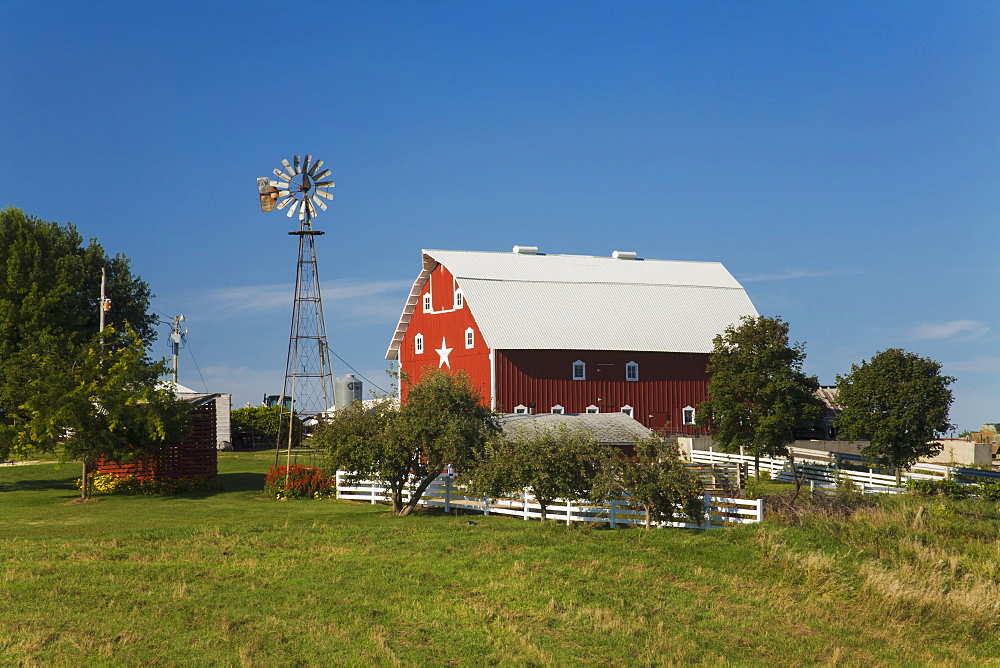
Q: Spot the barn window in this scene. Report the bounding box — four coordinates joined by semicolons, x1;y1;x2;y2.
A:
586;405;599;414
454;289;464;309
415;333;424;354
682;406;696;425
625;361;638;381
422;294;432;313
572;360;586;380
465;327;474;349
550;404;564;414
621;405;633;417
514;404;528;414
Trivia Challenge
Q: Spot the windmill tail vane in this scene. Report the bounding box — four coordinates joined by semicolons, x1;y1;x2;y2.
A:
257;154;334;221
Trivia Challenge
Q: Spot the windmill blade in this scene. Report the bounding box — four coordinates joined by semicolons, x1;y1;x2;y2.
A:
314;168;332;181
274;167;294;181
314;189;333;200
276;196;294;210
286;201;299;218
315;181;335;188
298;204;306;220
269;180;290;189
302;154;312;175
312;195;328;211
305;198;317;218
281;159;293;174
293;155;302;174
308;159;324;176
277;190;290;198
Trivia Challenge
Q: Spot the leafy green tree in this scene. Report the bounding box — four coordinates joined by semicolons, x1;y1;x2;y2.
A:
0;326;188;498
594;436;705;528
697;316;825;479
231;405;303;448
0;206;156;460
835;348;955;485
317;368;498;516
471;423;611;522
313;397;401;504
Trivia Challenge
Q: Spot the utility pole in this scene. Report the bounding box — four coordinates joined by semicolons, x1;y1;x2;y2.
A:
170;315;185;384
99;267;109;334
87;267;111;501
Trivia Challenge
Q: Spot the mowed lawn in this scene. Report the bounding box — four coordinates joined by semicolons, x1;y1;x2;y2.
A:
2;452;999;665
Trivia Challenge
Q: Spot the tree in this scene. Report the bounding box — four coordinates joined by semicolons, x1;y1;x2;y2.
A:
471;424;611;522
835;348;955;485
231;405;303;448
594;436;705;528
317;368;499;516
314;397;402;505
0;326;188;498
0;206;156;460
697;316;825;479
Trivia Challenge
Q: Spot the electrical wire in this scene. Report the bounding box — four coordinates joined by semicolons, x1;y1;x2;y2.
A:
328;348;390;395
183;337;210;392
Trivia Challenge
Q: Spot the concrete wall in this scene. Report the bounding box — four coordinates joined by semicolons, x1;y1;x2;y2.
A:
923;439;992;467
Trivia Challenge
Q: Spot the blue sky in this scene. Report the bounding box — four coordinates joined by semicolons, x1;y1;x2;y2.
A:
2;1;997;430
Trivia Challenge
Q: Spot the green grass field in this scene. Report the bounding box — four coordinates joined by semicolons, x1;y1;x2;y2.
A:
3;453;1000;666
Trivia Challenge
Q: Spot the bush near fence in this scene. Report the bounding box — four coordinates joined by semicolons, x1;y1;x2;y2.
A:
334;472;763;529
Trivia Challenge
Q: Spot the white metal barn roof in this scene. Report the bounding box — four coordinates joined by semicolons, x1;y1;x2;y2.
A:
498;412;655;445
385;248;759;359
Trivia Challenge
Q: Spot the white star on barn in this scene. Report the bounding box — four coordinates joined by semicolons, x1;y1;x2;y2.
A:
436;337;453;368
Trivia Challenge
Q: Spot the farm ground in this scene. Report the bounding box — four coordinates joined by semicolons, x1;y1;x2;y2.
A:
2;451;999;665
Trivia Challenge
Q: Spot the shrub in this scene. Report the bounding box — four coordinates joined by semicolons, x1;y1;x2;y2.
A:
75;474;213;495
743;471;770;500
905;478;970;499
265;465;336;500
974;480;1000;502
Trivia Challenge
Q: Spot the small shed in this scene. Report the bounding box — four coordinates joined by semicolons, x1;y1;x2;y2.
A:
94;394;220;481
168;382;232;449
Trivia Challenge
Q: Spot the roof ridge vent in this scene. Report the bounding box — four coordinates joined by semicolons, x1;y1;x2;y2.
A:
513;245;538;255
612;250;637;260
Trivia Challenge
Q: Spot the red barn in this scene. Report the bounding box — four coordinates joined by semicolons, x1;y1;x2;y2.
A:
386;247;758;434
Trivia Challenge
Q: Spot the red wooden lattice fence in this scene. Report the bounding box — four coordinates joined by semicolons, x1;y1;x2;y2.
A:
94;400;218;480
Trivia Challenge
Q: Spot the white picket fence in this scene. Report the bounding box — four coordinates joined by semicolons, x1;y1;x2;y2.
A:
335;471;763;529
689;448;1000;495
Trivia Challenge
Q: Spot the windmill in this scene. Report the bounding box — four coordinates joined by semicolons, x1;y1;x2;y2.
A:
258;155;336;465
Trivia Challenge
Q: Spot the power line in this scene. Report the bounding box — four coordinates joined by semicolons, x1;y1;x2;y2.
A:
328;348;389;395
183;337;209;392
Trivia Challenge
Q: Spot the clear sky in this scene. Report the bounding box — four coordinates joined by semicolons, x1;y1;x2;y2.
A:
2;1;997;431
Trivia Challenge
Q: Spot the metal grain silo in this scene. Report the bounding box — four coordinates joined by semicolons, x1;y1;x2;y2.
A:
335;374;363;409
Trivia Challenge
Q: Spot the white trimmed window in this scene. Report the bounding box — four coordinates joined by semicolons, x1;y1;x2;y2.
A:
465;327;474;349
414;333;424;354
572;360;586;381
454;289;464;309
422;294;432;313
625;361;638;381
682;406;696;426
621;405;633;417
514;404;528;414
586;405;599;414
551;404;564;414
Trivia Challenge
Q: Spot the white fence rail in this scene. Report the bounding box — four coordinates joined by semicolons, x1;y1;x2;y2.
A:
335;472;763;529
689;448;1000;495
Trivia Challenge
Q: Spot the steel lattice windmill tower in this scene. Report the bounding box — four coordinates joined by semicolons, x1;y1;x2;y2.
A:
257;154;336;458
